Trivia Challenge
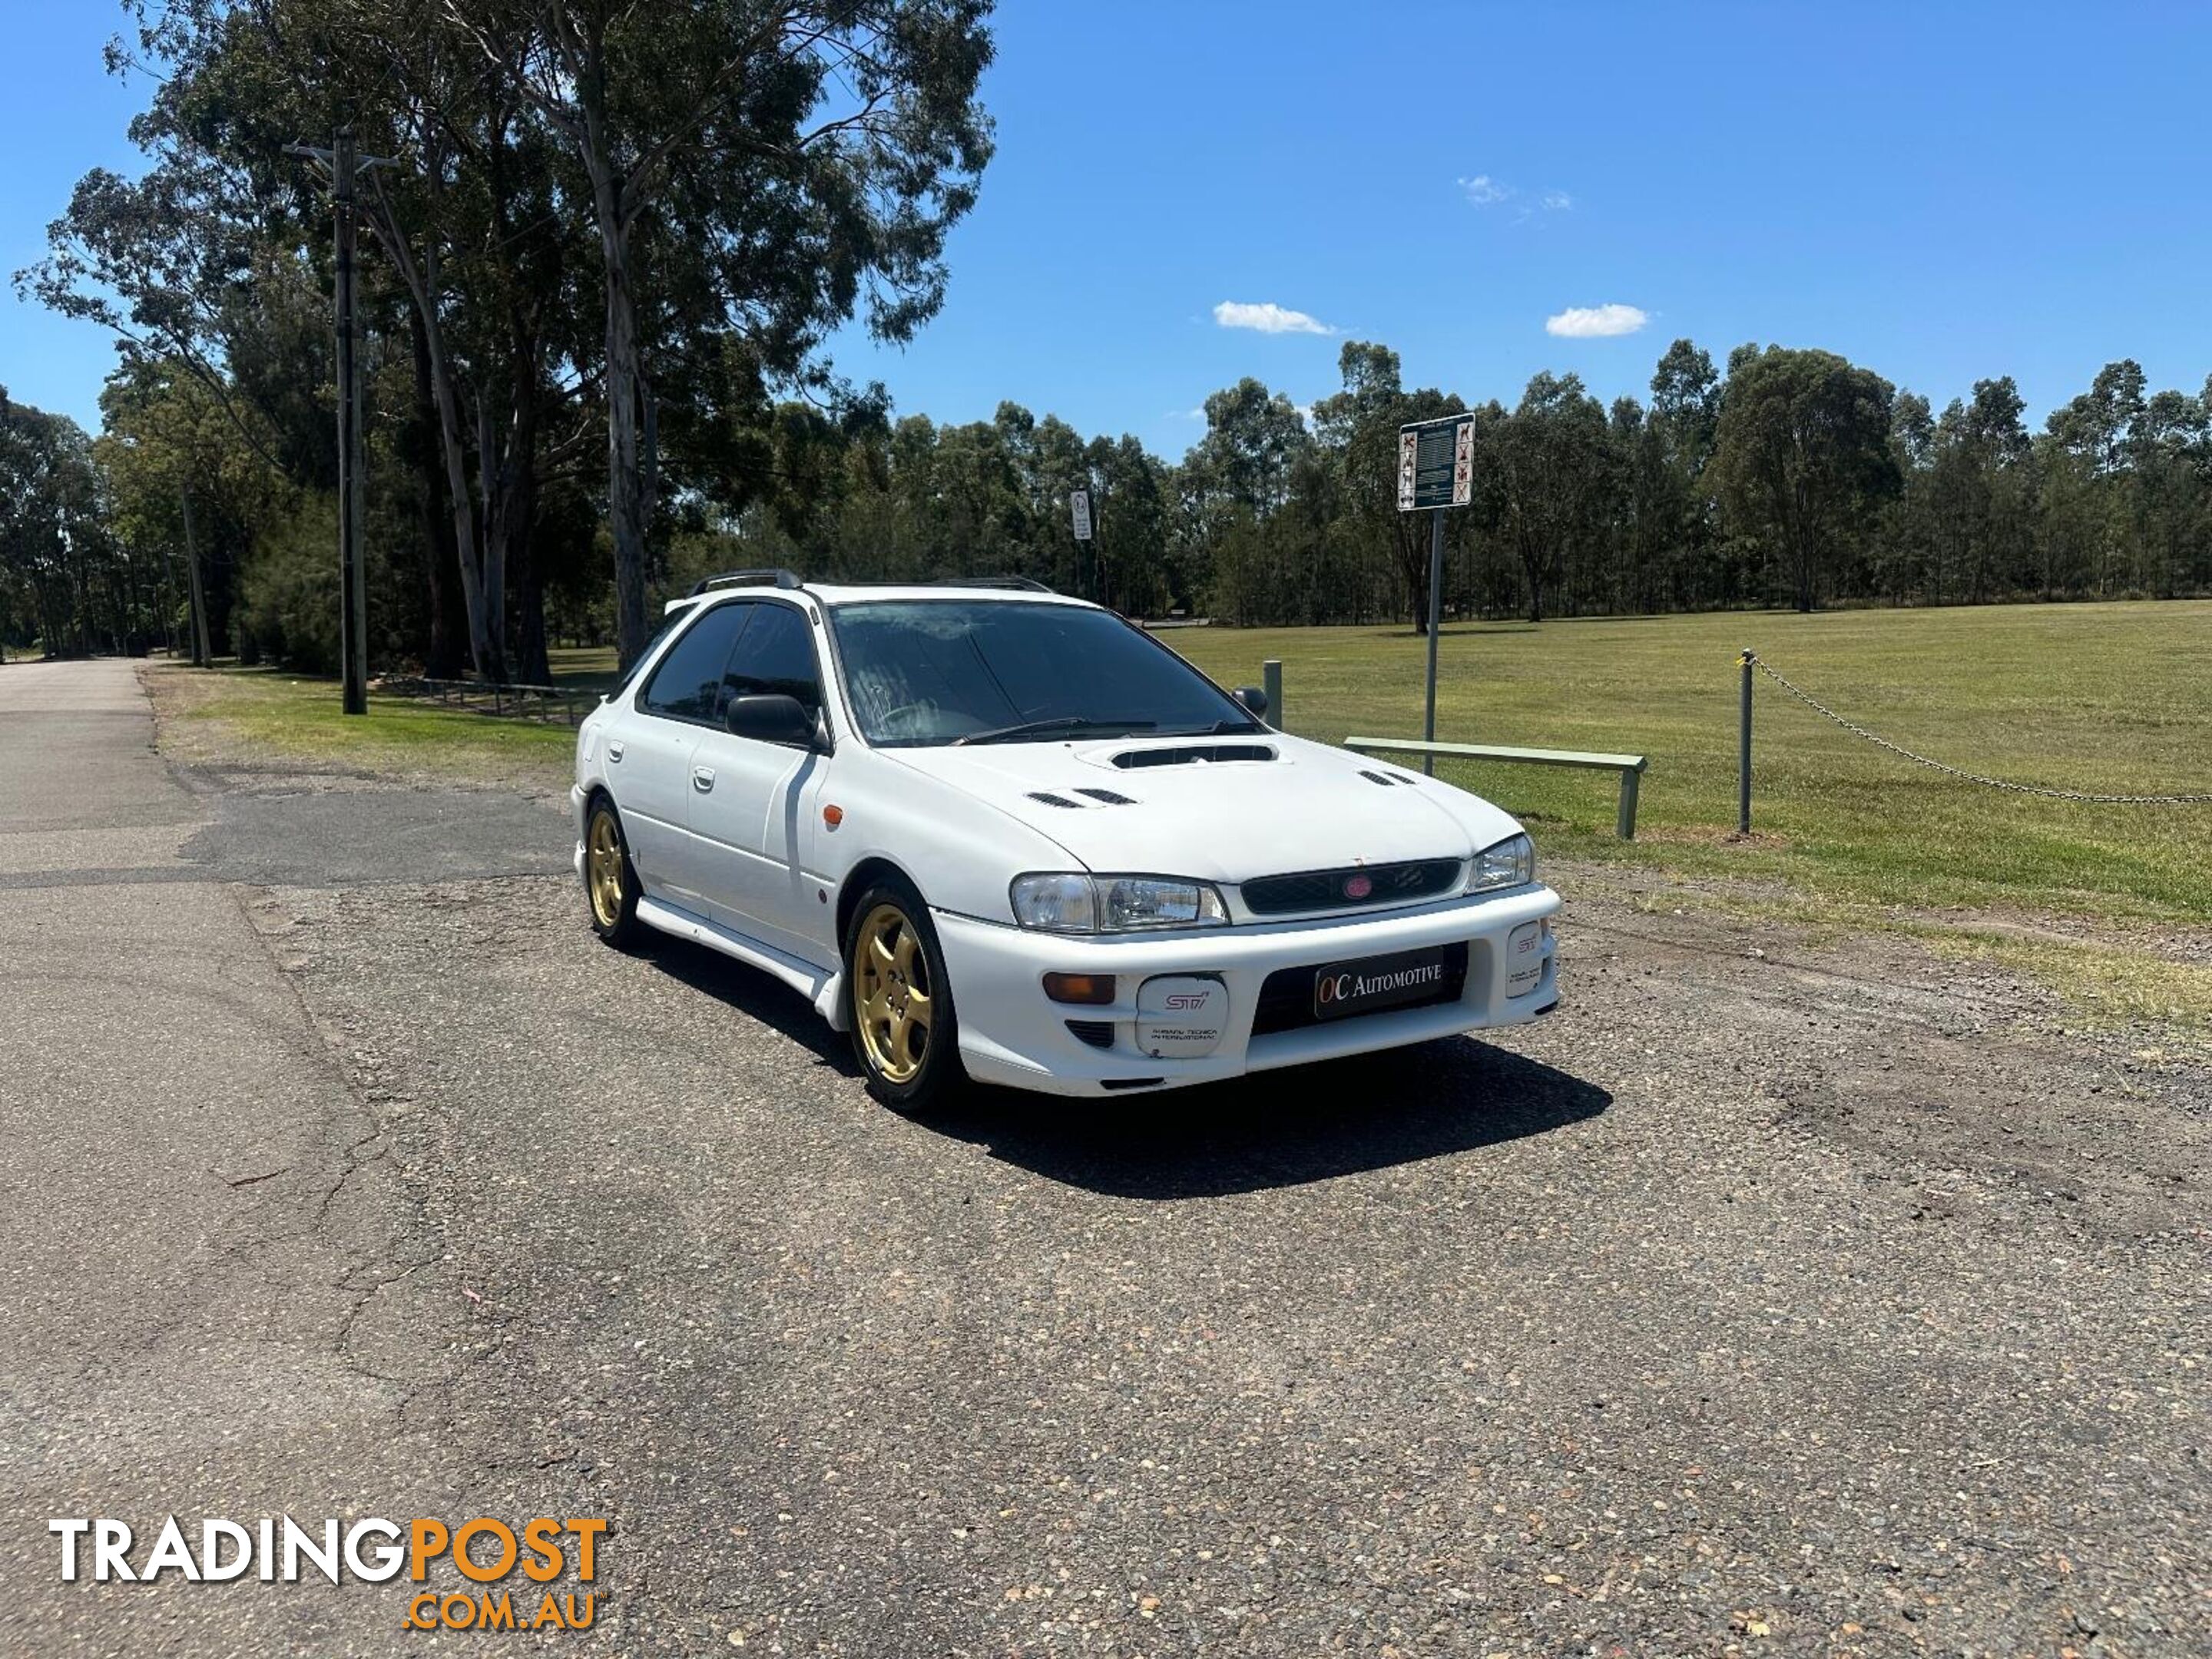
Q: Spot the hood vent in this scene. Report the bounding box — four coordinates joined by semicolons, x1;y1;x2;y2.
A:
1110;743;1276;770
1028;786;1138;810
1359;770;1399;787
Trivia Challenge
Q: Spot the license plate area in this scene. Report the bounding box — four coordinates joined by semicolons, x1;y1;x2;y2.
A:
1251;942;1469;1036
1313;945;1457;1022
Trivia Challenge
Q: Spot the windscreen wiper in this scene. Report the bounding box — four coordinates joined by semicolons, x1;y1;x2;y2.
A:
954;717;1157;747
1153;717;1265;737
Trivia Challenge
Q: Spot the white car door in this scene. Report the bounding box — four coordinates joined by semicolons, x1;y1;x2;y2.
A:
684;599;832;962
613;600;751;909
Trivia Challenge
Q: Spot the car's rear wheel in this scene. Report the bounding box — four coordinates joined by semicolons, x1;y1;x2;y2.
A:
584;796;643;948
846;878;963;1111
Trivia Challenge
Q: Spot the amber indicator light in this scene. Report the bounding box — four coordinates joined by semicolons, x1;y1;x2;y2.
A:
1042;972;1114;1005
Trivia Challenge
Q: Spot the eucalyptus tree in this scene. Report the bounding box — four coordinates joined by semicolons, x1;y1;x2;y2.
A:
1708;346;1899;611
118;0;602;682
0;394;134;657
1493;372;1612;622
1313;343;1429;631
442;0;995;667
1647;339;1720;603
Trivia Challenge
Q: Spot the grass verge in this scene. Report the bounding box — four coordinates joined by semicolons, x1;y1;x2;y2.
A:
147;662;575;790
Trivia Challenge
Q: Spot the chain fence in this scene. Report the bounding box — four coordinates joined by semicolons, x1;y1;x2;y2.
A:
1745;653;2212;806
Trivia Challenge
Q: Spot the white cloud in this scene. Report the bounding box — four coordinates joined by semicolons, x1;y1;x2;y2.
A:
1462;175;1575;218
1164;406;1205;422
1545;303;1649;339
1212;300;1334;336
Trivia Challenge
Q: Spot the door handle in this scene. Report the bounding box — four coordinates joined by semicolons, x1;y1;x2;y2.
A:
692;767;716;792
607;740;624;762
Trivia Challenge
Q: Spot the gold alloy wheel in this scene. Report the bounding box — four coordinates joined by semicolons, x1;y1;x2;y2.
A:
586;809;626;928
854;901;932;1084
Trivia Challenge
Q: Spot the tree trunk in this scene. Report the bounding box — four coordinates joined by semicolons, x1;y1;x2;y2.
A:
492;374;549;686
591;161;651;671
360;199;499;680
179;484;212;666
406;307;466;677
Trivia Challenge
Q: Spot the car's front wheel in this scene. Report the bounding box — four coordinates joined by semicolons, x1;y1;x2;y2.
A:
583;796;644;948
846;876;963;1111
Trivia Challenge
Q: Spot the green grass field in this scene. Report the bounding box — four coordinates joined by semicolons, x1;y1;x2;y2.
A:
470;604;2212;922
147;602;2212;1031
161;601;2212;927
1168;602;2212;926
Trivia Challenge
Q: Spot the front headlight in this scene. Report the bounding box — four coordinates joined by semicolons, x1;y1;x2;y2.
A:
1011;873;1230;933
1469;833;1535;892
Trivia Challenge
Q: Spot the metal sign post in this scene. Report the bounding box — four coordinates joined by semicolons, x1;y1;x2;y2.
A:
1070;487;1094;600
1397;414;1475;774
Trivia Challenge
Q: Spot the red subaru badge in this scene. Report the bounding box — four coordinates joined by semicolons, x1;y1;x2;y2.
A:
1343;873;1373;899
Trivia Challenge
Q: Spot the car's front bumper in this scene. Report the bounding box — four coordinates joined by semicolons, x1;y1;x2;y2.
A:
933;884;1561;1097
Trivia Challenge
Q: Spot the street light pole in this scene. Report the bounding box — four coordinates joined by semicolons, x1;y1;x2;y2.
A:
288;129;389;716
333;128;367;714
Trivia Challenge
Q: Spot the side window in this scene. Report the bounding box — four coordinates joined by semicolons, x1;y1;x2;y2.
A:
638;604;751;724
721;603;822;718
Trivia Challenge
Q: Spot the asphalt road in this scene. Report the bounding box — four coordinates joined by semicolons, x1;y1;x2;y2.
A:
2;658;2204;1657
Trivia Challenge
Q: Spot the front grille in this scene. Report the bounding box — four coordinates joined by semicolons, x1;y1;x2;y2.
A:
1240;858;1462;916
1250;942;1469;1036
1065;1019;1114;1049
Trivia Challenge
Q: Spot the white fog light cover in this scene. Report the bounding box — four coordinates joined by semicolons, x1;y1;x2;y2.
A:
1010;874;1229;933
1469;833;1536;893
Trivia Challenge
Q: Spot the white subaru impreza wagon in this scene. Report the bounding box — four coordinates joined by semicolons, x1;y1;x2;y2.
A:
572;572;1560;1110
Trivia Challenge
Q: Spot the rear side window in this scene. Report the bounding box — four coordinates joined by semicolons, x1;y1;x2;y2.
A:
638;604;750;723
721;603;821;717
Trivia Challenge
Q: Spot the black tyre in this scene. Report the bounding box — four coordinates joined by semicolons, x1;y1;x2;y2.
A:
845;876;965;1111
582;796;644;948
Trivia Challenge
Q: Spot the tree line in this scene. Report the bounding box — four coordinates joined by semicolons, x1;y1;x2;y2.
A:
700;339;2212;633
6;5;2210;674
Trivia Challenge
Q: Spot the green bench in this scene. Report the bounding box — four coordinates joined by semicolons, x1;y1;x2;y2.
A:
1344;737;1651;840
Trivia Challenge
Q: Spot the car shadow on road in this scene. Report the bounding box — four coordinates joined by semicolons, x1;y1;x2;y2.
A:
632;934;862;1075
619;938;1608;1199
925;1038;1611;1200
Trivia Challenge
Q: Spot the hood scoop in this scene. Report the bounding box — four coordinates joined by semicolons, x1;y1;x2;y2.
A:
1109;742;1277;770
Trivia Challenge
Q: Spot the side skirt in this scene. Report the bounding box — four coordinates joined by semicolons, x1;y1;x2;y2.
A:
633;896;848;1031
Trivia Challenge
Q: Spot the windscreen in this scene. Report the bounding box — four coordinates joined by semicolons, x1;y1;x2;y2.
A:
829;601;1258;747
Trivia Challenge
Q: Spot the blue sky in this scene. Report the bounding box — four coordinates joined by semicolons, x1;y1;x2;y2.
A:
5;2;2210;452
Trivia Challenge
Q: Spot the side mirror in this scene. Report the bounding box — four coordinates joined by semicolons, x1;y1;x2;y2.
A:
1233;685;1269;720
725;693;819;748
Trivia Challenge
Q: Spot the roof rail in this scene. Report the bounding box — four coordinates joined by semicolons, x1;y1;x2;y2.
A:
688;568;803;596
933;575;1054;593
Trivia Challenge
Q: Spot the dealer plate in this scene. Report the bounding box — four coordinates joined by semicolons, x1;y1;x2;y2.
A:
1312;945;1454;1022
